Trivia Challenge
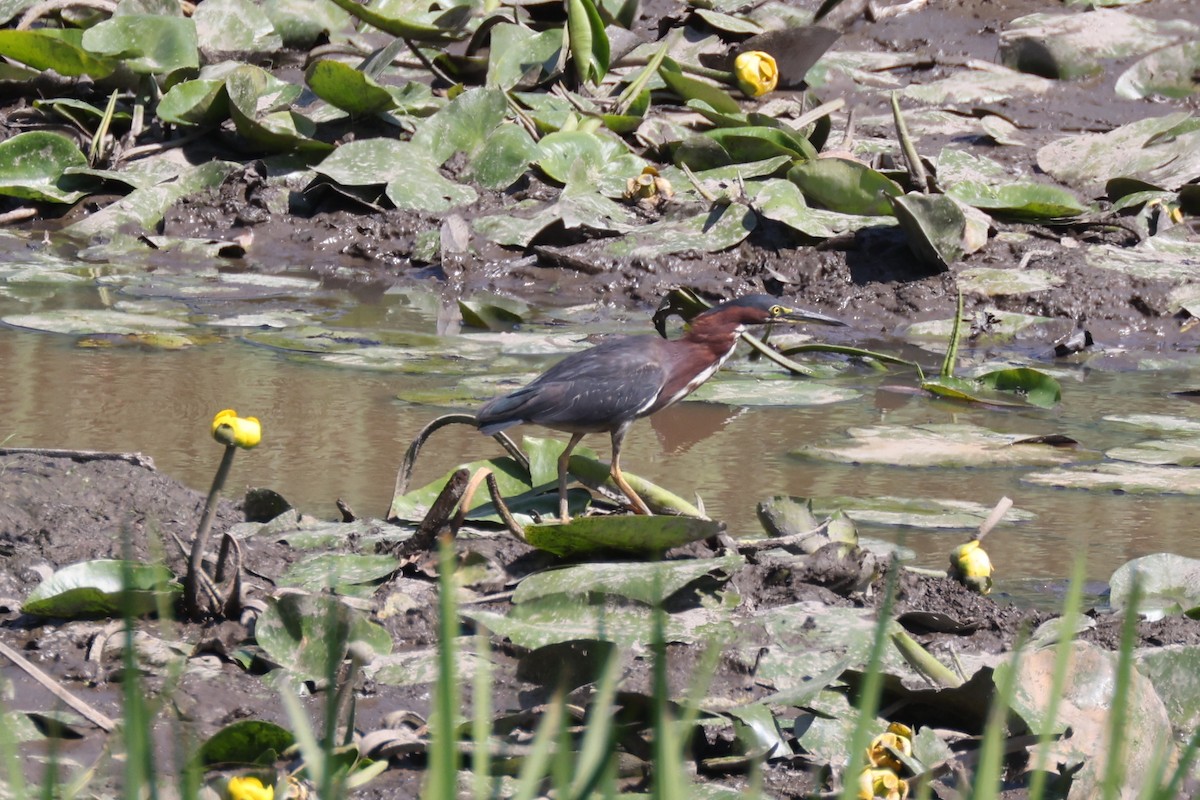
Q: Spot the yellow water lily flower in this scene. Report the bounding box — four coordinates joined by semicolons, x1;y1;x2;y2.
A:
949;539;993;594
226;775;274;800
212;409;262;449
733;50;778;98
867;729;912;771
857;767;909;800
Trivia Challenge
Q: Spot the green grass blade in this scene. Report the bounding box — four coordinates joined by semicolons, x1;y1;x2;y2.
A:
1027;556;1087;798
1101;578;1141;799
836;561;898;800
427;533;462;798
471;627;493;800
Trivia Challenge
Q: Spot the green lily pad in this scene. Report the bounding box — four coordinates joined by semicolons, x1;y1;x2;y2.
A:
486;23;561;89
154;78;231;126
305;59;395;116
0;131;87;203
199;720;295;766
1085;228;1200;285
537;130;646;197
1109;552;1200;616
1106;437;1200;466
22;560;178;618
658;57;740;115
1135;645;1200;737
890;192;965;268
754;179;890;238
278;553;398;597
1023;461;1200;495
512;555;743;605
389;456;534;522
794;422;1084;468
0;28;115;77
904;67;1053;105
689;376;860;406
947;180;1087;221
602;203;756;259
411;87;534;189
194;0;283;54
1103;414;1200;435
524;515;724;557
225;65;330;153
255;593;392;681
787;157;901;216
65;160;239;237
465;596;732;650
81;14;199;74
262;0;351;47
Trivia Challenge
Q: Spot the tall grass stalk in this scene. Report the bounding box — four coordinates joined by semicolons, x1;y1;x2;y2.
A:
1101;578;1141;800
470;627;493;800
427;532;461;798
1026;556;1087;799
836;559;898;800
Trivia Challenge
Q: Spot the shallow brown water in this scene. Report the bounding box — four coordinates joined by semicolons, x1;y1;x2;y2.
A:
5;300;1200;600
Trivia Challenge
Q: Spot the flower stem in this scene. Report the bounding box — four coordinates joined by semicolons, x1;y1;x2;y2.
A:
185;444;236;618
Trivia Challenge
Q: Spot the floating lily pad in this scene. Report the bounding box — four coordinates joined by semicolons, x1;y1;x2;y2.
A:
809;495;1035;530
1103;414;1200;435
689;376;860;406
524;515;724;557
794;423;1084;468
3;309;191;335
947;180;1087;221
1106;437;1200;466
1023;461;1200;495
23;560;178;618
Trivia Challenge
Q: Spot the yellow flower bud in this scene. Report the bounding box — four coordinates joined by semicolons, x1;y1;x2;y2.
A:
226;775;274;800
733;50;778;98
949;539;993;594
212;409;262;449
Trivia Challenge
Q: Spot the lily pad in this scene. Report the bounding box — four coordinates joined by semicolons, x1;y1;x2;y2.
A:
1023;461;1200;495
523;515;724;557
194;0;283;54
0;28;115;77
512;555;744;605
689;376;860;406
947;180;1087;221
1116;41;1200;100
889;192;965;268
1109;552;1200;616
1106;437;1200;466
904;67;1053;105
0;131;88;203
199;720;295;766
81;14;199;74
1135;645;1200;737
809;495;1035;530
957;267;1063;296
1037;112;1200;191
255;593;392;681
465;596;732;650
787;157;901;216
23;560;178;618
278;553;398;597
368;641;482;686
3;309;191;335
305;59;395;116
601;204;756;258
793;423;1084;468
754;179;891;238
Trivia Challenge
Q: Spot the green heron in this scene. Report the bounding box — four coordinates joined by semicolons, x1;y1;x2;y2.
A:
476;294;845;522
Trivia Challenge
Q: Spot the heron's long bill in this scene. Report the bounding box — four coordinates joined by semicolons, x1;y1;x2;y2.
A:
779;308;847;326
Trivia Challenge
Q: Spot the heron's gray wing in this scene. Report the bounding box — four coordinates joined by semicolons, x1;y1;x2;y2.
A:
478;337;669;433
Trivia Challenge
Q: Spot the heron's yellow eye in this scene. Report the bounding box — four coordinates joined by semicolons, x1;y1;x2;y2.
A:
769;305;786;316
